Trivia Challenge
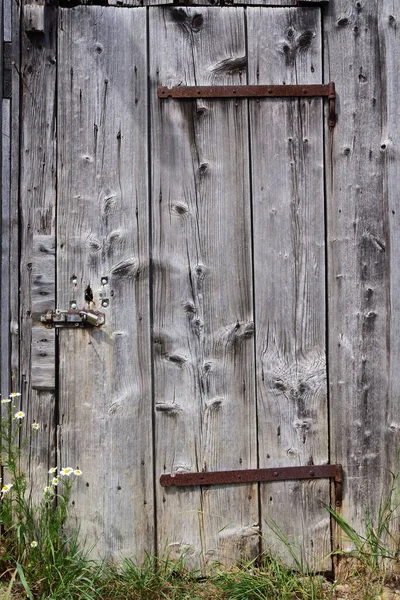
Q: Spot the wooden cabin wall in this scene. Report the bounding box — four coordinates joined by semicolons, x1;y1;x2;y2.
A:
5;0;400;567
325;0;400;551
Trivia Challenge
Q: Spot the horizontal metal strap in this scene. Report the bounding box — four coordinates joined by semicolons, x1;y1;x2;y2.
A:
158;82;336;100
160;464;343;507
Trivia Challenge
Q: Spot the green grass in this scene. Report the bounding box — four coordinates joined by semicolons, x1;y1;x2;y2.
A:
2;394;400;599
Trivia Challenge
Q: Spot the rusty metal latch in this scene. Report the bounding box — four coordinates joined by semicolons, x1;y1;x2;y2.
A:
40;309;106;329
160;463;344;507
158;82;336;128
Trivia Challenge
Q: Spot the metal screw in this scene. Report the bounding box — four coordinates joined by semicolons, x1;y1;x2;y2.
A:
101;277;108;285
70;301;77;310
71;275;78;286
101;299;109;308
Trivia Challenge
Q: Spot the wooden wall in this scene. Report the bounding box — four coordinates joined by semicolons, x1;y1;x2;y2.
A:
3;0;400;569
325;0;400;553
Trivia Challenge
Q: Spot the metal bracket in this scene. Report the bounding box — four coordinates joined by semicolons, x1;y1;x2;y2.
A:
160;463;344;507
40;309;106;329
158;82;336;129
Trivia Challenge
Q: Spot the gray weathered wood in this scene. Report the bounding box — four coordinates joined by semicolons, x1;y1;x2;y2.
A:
2;99;11;398
19;0;58;498
57;7;153;561
51;0;326;6
248;7;330;569
4;0;11;41
9;0;21;394
324;0;392;553
31;235;55;389
23;5;44;32
381;1;400;486
151;6;258;569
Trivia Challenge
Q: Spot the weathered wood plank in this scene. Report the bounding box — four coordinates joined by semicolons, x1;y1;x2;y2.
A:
19;0;57;499
23;5;45;33
1;99;11;398
381;1;400;487
4;0;11;41
57;7;153;561
248;7;330;569
9;0;21;394
31;235;55;389
52;0;327;6
324;0;391;553
151;6;258;569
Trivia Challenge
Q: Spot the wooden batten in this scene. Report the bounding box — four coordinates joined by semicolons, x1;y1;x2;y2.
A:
43;0;328;7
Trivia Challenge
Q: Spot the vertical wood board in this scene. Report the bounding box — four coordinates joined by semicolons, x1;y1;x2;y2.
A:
31;235;55;390
247;7;330;569
2;99;10;398
150;6;258;569
324;0;391;549
19;1;57;501
57;6;153;561
381;0;400;483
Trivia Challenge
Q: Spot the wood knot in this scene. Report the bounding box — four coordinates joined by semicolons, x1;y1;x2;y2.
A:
337;17;349;27
212;56;247;76
173;203;189;216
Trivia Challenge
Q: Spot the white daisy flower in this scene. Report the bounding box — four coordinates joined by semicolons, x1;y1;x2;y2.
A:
52;477;58;486
74;469;82;477
9;392;21;398
32;422;40;430
30;541;38;548
14;411;25;420
60;467;74;477
1;483;13;494
1;397;11;404
48;467;57;474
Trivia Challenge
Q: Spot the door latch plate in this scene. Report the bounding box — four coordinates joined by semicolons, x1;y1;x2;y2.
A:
40;309;106;329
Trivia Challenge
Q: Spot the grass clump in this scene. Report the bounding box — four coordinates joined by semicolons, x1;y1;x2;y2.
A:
0;392;99;599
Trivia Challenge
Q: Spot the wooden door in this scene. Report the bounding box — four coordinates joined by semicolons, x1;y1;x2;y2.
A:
52;3;328;568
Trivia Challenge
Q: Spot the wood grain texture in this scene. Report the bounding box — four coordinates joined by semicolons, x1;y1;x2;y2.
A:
23;5;45;33
248;7;330;569
31;235;55;389
324;0;391;551
150;6;258;569
57;7;153;561
9;0;21;394
381;1;400;485
2;99;11;398
19;0;57;498
51;0;324;6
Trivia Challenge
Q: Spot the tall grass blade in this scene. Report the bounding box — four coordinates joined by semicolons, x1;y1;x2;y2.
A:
16;562;33;600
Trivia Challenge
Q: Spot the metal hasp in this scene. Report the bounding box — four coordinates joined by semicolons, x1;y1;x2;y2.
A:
160;463;344;507
158;82;336;129
41;309;106;329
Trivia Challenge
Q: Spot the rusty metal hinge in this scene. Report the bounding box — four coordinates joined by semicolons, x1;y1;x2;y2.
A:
158;82;336;129
40;309;106;329
160;463;343;507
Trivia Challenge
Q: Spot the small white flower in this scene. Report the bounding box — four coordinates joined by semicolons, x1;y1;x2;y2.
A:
48;467;57;474
14;411;25;420
32;422;40;430
1;397;11;404
30;541;38;548
52;477;58;486
60;467;74;477
43;486;52;494
9;392;21;398
74;469;82;477
1;483;13;494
